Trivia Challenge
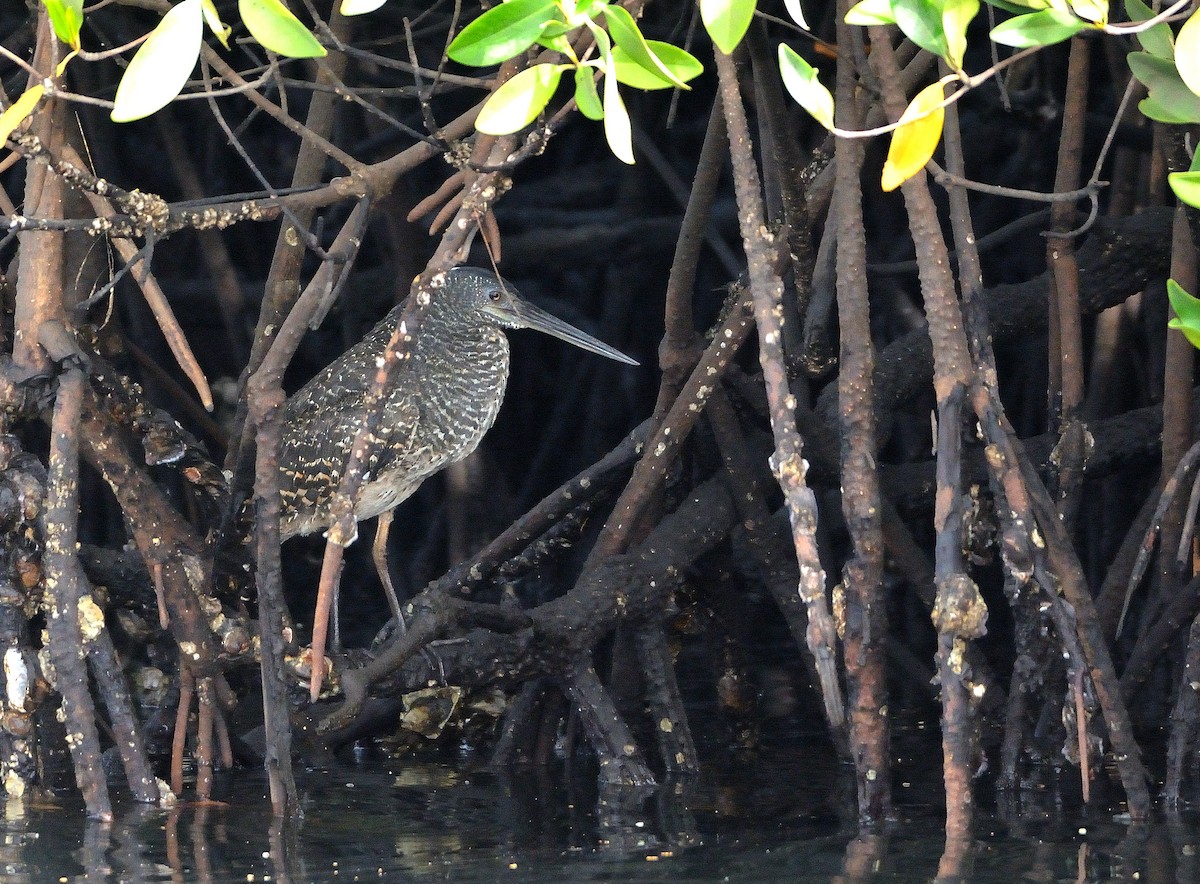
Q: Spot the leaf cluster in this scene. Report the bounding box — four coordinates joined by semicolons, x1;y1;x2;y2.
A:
777;0;1200;192
3;0;328;133
10;0;1200;351
445;0;703;164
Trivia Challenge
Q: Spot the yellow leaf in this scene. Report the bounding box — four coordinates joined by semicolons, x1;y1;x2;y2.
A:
881;81;946;192
0;85;44;147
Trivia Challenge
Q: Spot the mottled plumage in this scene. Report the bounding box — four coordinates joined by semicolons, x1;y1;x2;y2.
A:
278;267;637;698
277;267;636;539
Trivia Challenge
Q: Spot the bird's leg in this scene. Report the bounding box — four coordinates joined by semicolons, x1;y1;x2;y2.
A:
372;510;405;631
374;511;449;684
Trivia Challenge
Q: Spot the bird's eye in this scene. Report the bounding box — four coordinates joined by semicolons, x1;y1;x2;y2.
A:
489;290;502;301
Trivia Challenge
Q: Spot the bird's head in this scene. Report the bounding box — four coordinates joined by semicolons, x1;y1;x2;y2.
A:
438;267;638;366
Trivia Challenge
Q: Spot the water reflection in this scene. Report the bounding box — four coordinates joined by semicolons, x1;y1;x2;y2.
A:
0;751;1194;882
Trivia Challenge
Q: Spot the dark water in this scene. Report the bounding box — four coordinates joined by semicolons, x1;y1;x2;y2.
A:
4;741;1197;883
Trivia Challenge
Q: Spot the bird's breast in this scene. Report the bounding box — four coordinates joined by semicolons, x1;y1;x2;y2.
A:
412;329;510;461
277;325;511;537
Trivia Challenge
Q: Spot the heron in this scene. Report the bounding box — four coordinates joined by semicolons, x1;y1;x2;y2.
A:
276;267;637;693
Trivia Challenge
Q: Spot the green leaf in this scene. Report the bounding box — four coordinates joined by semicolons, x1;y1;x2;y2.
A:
1124;0;1173;59
111;0;203;122
844;0;897;25
579;0;610;17
202;0;231;48
447;0;557;67
1169;171;1200;209
534;16;573;53
537;18;573;38
1139;94;1200;123
892;0;948;59
0;85;44;146
989;9;1086;48
1167;279;1200;349
341;0;388;14
574;65;604;119
778;44;834;130
239;0;326;58
610;40;703;90
602;57;634;163
560;0;608;25
1177;9;1200;97
1128;51;1200;124
603;5;689;89
942;0;979;70
475;63;564;134
535;32;574;54
701;0;757;55
42;0;83;50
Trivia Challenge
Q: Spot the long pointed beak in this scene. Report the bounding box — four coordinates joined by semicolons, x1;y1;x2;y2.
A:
510;299;639;366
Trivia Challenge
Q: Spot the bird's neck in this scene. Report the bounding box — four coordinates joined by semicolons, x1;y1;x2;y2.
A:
411;314;510;451
414;308;505;359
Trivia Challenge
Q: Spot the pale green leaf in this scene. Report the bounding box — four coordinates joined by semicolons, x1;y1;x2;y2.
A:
602;59;634;163
1068;0;1107;24
942;0;979;70
989;9;1086;48
701;0;756;55
574;65;603;119
1169;171;1200;209
611;40;703;90
1177;9;1200;97
202;0;231;48
881;80;945;191
844;0;896;26
447;0;557;66
778;44;834;130
0;85;44;146
603;5;689;89
784;0;810;29
239;0;326;58
586;21;633;163
42;0;83;50
111;0;203;122
475;63;564;134
341;0;387;14
1167;279;1200;349
1124;0;1173;59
